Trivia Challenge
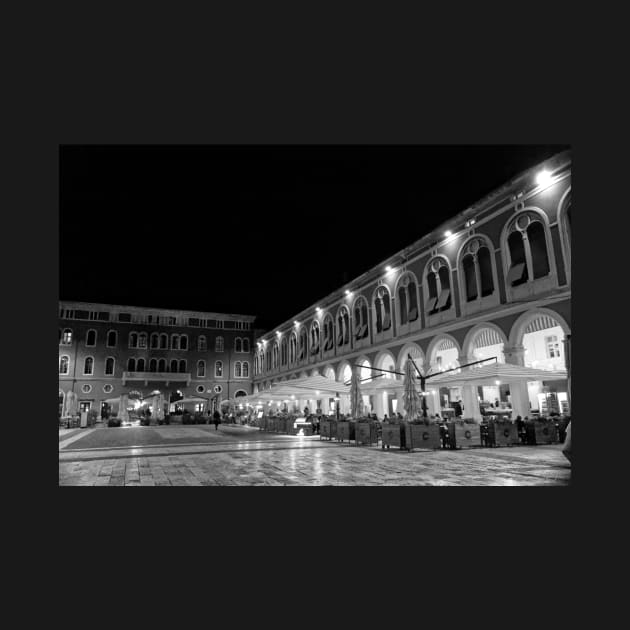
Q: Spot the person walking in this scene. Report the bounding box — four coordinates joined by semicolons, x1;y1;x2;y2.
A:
213;409;221;430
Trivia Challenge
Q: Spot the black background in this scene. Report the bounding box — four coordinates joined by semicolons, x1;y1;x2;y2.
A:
60;144;568;330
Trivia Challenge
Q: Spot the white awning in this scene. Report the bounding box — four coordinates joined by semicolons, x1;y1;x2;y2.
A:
425;362;567;388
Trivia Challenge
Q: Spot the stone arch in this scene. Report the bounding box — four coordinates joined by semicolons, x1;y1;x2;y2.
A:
310;368;320;377
322;364;336;380
426;333;462;368
396;342;426;373
462;322;510;360
373;349;397;378
557;186;572;284
336;359;352;383
508;307;571;348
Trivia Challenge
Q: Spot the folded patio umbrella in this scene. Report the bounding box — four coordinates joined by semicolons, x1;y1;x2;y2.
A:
402;359;422;421
350;366;364;419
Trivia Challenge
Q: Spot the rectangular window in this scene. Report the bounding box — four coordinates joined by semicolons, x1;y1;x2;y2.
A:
168;316;177;326
546;335;561;358
188;318;200;327
75;310;90;320
118;313;132;323
97;311;110;321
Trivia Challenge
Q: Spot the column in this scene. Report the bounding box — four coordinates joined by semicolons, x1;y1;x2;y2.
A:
458;354;482;421
503;345;530;419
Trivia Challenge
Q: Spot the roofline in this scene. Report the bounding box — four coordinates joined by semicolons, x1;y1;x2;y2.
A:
59;300;257;323
256;149;571;342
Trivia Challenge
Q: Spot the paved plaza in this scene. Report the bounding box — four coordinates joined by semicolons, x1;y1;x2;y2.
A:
59;424;571;486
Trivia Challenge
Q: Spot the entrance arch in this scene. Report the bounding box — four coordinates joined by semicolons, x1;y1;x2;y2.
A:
373;350;397;419
509;308;571;415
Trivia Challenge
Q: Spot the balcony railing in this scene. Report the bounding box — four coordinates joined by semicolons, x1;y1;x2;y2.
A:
122;371;191;386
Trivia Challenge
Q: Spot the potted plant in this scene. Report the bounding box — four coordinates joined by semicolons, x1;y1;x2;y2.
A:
354;416;378;446
381;416;407;450
525;416;558;445
405;416;442;451
487;417;519;447
447;418;482;449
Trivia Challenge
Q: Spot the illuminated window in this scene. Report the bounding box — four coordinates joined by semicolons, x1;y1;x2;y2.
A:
83;356;94;375
546;335;561;358
235;362;242;378
59;355;69;374
138;333;147;349
62;328;73;345
215;361;223;377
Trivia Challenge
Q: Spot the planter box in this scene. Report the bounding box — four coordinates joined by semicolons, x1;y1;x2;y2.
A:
355;422;378;446
405;423;442;451
488;422;519;447
336;421;356;442
381;424;406;450
320;420;335;440
448;422;482;449
526;422;558;445
268;418;277;432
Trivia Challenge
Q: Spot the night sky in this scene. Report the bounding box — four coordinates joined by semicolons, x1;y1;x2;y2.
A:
59;145;568;332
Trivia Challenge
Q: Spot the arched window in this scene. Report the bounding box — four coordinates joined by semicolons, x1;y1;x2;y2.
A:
266;348;272;370
506;211;551;286
86;329;97;347
425;257;452;314
243;338;250;353
298;328;308;359
83;356;94;375
158;358;166;372
373;286;392;333
136;358;145;372
460;238;495;302
171;334;180;350
353;298;369;340
150;333;159;349
129;332;138;348
215;336;224;352
59;355;69;374
235;338;243;353
197;335;207;352
337;307;350;346
235;362;242;377
179;359;186;373
322;315;334;351
215;361;223;377
62;328;73;345
310;322;320;354
107;330;117;347
159;333;168;349
149;358;158;372
397;273;419;325
180;334;188;350
170;359;178;372
272;342;279;368
197;360;206;377
280;337;288;364
289;333;297;363
105;357;115;375
242;362;249;378
127;358;136;371
138;333;147;349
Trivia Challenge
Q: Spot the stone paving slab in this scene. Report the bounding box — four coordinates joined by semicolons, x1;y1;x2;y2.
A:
59;436;571;486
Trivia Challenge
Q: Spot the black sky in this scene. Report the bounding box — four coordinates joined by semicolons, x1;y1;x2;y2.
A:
59;145;568;331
